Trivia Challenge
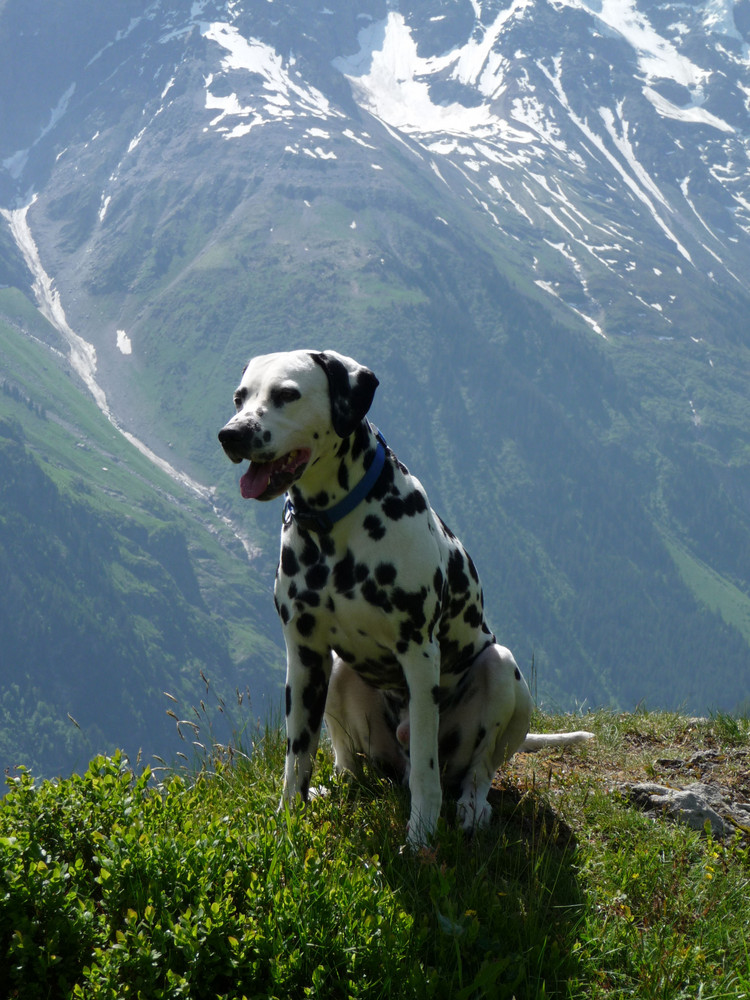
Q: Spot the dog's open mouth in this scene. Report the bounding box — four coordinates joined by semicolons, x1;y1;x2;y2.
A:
239;448;311;501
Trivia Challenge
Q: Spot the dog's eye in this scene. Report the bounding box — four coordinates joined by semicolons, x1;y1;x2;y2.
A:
271;386;301;407
233;390;246;411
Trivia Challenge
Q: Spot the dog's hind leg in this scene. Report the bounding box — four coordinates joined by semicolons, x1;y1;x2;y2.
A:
324;658;406;779
451;644;533;831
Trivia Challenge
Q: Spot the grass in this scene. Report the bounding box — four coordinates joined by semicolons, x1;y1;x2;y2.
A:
1;703;749;999
663;534;750;647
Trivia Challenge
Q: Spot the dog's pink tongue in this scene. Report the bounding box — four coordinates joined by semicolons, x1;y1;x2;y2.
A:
240;462;271;499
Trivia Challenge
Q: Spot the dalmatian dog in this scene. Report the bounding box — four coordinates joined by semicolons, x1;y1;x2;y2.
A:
218;349;592;845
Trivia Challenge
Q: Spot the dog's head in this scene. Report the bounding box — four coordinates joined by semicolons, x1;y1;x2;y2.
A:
218;349;378;501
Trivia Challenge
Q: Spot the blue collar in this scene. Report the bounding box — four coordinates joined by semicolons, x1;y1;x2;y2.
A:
283;427;387;533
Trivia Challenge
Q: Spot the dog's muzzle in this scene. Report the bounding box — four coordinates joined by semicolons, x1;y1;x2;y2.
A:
218;425;311;501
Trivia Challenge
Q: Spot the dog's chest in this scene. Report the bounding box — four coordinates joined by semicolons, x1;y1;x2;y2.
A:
274;521;431;663
274;491;492;687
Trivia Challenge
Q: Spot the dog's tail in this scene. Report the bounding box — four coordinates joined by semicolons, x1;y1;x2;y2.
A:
519;730;594;752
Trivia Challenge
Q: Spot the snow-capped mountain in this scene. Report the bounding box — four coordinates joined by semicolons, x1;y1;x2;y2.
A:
4;0;749;340
2;0;750;733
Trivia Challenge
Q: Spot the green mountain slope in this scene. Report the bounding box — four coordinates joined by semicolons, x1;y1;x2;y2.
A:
58;148;750;714
0;297;284;777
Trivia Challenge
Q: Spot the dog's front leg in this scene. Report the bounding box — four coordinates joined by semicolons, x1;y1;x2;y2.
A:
403;649;442;846
279;641;331;808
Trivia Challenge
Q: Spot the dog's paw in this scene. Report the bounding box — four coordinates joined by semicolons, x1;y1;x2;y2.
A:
406;806;440;847
457;796;492;832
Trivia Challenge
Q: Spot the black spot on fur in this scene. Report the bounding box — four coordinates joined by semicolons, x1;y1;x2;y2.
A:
292;729;311;755
298;646;324;670
307;490;330;508
437;516;456;540
270;386;301;408
447;549;469;593
361;579;392;611
514;667;521;681
392;587;428;630
383;489;427;521
299;649;329;734
302;685;327;734
368;459;394;502
281;546;300;577
337;460;349;492
296;613;316;637
279;603;290;625
305;563;330;590
333;550;356;594
285;684;291;716
296;590;321;608
363;515;386;540
431;685;441;704
375;562;397;586
475;726;487;749
463;605;484;629
399;620;425;648
300;535;320;567
449;595;469;619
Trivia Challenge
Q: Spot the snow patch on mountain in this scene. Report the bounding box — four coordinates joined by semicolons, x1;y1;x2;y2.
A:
200;21;342;138
2;199;107;413
1;200;210;500
116;330;133;355
557;0;709;94
539;58;693;264
642;87;733;133
333;13;502;138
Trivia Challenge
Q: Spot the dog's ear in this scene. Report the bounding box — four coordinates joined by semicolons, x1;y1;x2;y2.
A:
311;351;379;438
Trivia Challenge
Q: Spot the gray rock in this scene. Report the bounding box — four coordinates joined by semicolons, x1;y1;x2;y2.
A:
620;780;749;839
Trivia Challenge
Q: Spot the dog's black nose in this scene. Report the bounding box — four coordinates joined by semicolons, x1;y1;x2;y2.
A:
218;424;250;463
218;425;239;446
